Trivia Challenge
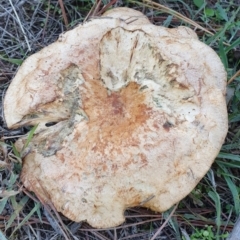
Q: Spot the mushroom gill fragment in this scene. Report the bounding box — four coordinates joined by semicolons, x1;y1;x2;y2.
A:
4;7;228;228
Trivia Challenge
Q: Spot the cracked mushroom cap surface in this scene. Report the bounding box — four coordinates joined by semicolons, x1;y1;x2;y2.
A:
4;7;228;228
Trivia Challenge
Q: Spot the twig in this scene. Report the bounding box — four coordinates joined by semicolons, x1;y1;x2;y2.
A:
98;0;118;15
88;231;109;240
223;207;233;234
228;69;240;85
114;228;117;240
58;0;69;28
84;1;97;22
150;203;179;240
84;0;102;22
8;0;31;51
91;0;102;17
43;205;68;238
42;0;51;39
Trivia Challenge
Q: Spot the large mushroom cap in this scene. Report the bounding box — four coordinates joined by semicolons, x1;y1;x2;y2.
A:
4;7;228;228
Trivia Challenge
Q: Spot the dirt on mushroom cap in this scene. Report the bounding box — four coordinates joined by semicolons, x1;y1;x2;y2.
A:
4;8;228;228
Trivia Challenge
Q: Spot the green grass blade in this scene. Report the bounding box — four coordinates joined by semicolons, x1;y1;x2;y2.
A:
36;205;43;223
180;1;194;18
218;152;240;161
0;198;8;215
208;191;221;239
215;3;228;21
18;196;29;209
10;202;41;236
221;143;240;151
218;164;240;213
169;216;181;240
219;38;228;69
23;124;38;149
11;142;21;158
229;113;240;123
206;6;240;45
216;160;240;169
226;38;240;53
163;15;173;27
0;55;23;65
6;196;29;230
205;26;228;45
5;206;18;230
224;175;240;213
8;172;18;189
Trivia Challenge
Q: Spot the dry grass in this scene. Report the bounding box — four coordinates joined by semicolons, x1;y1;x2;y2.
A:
0;0;240;239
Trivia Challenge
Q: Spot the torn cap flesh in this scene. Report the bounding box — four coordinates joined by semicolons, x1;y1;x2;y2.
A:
4;7;228;228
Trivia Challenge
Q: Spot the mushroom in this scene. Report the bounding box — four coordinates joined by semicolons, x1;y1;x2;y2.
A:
4;7;228;228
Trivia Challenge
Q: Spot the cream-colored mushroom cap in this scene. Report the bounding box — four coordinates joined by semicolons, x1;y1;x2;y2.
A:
4;7;228;228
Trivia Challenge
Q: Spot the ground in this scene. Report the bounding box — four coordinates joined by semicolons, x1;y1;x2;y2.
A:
0;0;240;239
